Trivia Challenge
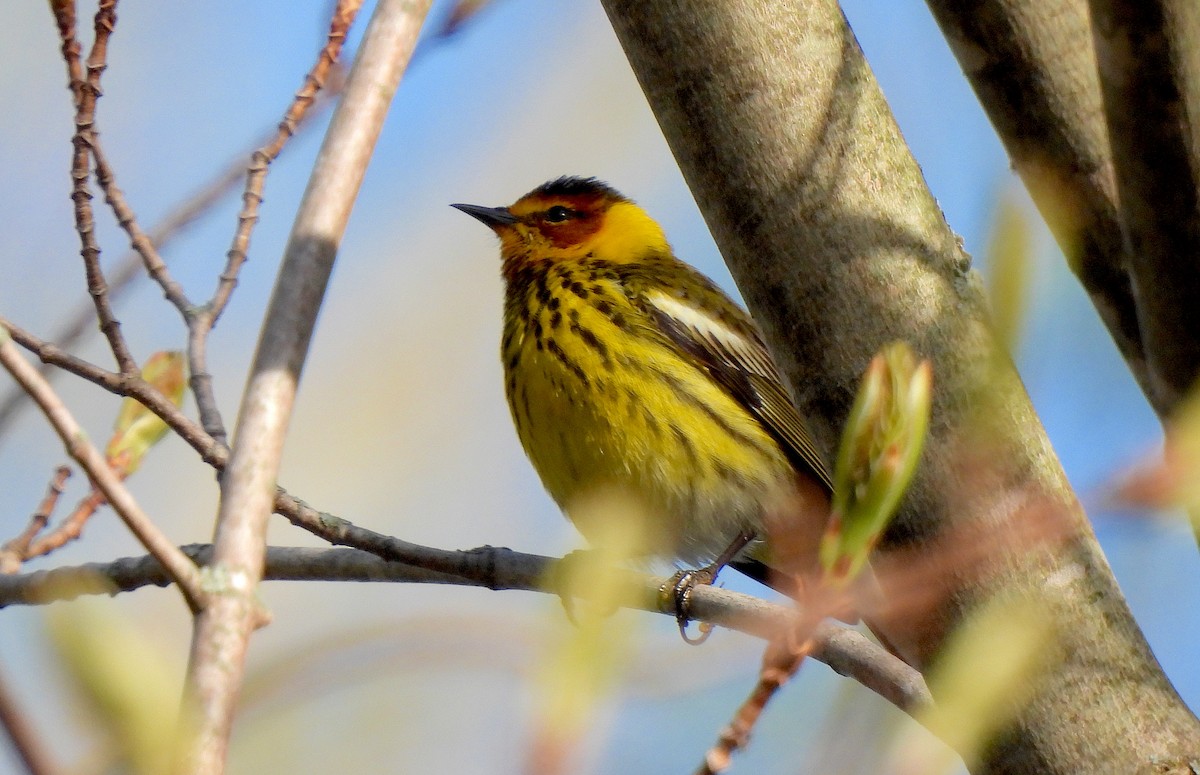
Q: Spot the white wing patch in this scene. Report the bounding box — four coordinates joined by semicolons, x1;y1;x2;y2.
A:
644;289;834;491
646;291;781;381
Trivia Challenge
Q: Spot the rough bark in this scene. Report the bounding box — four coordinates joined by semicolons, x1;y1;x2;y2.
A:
599;1;1200;773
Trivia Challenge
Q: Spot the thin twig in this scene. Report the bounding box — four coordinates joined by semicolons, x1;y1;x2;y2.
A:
209;13;354;326
1;317;226;468
52;0;139;375
0;329;207;613
0;317;489;573
0;467;71;574
0;86;341;444
188;7;358;447
25;490;106;561
698;595;828;774
91;141;192;314
2;0;499;441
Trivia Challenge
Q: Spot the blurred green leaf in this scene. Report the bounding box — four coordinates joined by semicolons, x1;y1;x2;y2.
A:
891;597;1057;773
46;600;192;774
531;488;646;773
986;194;1033;354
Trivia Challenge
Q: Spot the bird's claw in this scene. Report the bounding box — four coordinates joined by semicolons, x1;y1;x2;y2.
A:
661;568;717;645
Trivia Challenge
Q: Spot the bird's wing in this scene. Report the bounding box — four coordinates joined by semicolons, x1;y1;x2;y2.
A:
637;287;834;493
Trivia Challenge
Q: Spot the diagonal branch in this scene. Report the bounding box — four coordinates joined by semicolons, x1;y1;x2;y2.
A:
923;0;1155;413
188;7;360;448
181;1;429;770
0;466;71;574
1088;0;1200;411
0;329;207;612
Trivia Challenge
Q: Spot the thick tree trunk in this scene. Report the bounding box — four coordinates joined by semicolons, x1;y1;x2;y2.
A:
600;1;1200;772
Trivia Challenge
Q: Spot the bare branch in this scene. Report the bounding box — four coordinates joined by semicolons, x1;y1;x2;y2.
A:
24;491;106;562
0;466;71;574
0;316;227;469
181;1;428;769
1;0;496;442
698;604;825;774
0;315;482;578
0;85;342;445
189;7;358;447
91;141;192;315
0;544;931;718
50;0;138;375
0;330;207;612
209;16;354;326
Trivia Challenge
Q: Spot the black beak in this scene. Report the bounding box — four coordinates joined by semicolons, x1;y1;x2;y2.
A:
450;203;519;229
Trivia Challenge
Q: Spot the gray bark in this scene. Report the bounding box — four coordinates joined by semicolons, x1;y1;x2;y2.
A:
600;1;1200;772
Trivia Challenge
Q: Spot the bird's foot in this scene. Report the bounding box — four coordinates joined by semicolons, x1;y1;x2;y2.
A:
660;565;719;645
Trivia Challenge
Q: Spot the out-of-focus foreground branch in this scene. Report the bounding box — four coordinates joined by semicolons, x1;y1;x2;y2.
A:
1089;0;1200;413
926;0;1200;419
599;1;1200;773
925;0;1155;413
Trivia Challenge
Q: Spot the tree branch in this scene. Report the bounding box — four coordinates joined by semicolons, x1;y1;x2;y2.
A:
1089;0;1200;411
51;0;139;375
599;1;1200;772
181;1;429;770
0;330;207;612
0;466;71;574
189;6;359;448
923;0;1159;414
0;543;931;717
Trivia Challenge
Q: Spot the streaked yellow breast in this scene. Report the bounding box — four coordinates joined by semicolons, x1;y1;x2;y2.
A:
501;256;795;564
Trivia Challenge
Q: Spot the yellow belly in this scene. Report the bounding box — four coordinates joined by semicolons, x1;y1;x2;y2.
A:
503;302;795;565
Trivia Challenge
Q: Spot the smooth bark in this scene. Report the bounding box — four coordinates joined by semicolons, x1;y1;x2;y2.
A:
600;1;1200;772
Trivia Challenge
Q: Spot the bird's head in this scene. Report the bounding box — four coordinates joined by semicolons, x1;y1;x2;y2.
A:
452;176;669;263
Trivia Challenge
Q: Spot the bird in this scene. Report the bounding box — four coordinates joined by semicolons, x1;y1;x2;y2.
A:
452;176;834;622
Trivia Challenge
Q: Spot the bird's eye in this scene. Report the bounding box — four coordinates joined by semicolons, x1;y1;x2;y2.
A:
544;205;572;223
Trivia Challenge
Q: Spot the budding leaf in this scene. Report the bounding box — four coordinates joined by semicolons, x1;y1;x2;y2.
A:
105;351;186;477
822;341;932;582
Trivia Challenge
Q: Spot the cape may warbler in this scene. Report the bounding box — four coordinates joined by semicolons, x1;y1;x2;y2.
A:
453;177;832;596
